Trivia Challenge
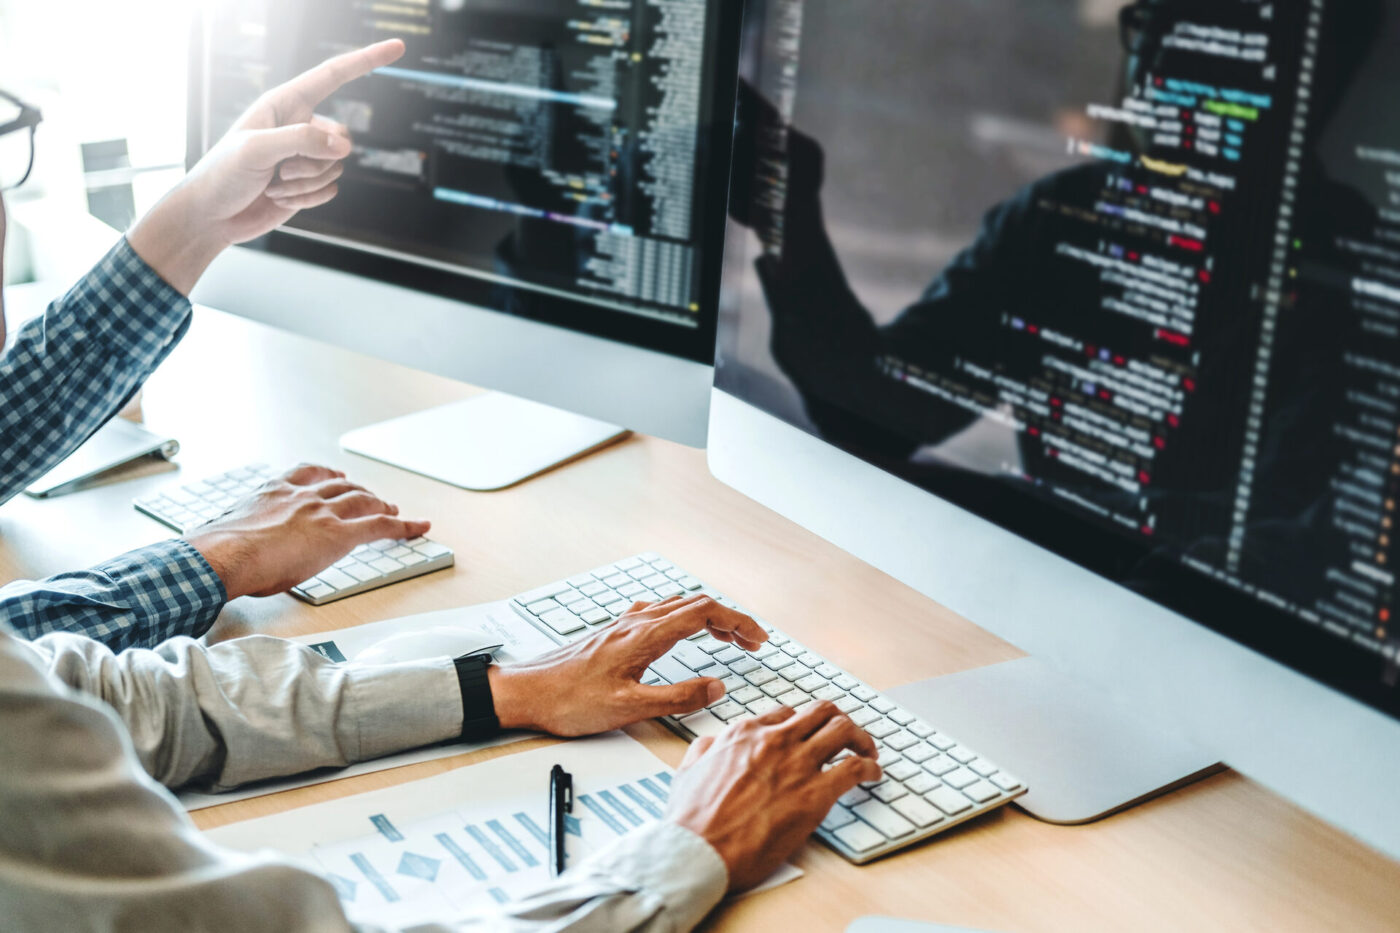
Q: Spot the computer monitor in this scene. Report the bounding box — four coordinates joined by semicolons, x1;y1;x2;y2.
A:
712;0;1400;856
187;0;741;487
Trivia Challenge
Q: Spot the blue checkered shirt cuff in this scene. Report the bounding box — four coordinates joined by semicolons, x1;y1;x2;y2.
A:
0;539;227;651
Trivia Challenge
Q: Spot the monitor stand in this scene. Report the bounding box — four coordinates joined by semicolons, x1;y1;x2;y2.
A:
886;656;1222;823
340;392;631;492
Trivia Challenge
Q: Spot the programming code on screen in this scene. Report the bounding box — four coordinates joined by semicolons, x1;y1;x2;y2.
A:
722;0;1400;672
200;0;724;327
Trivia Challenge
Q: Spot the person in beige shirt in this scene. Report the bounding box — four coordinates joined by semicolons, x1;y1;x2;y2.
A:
0;39;881;933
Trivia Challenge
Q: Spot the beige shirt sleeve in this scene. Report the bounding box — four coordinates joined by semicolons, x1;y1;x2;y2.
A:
0;626;728;932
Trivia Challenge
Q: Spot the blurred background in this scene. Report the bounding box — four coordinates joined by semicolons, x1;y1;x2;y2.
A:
0;0;191;286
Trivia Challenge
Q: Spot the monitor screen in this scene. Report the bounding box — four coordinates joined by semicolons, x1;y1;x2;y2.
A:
190;0;741;364
717;0;1400;716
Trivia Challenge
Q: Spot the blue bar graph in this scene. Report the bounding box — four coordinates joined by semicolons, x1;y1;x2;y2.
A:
599;790;643;827
578;793;627;835
489;887;509;903
639;777;669;802
435;832;486;881
488;819;538;868
370;814;403;842
350;852;400;903
655;771;673;786
515;812;549;847
620;783;663;819
466;824;517;872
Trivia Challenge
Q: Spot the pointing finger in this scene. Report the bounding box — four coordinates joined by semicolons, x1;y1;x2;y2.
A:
273;39;405;116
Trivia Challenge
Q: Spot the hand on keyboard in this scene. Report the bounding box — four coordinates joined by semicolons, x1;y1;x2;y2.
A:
184;463;431;600
668;701;882;891
488;594;768;736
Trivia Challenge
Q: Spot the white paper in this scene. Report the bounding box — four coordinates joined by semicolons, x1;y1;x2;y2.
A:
179;601;559;811
207;733;802;927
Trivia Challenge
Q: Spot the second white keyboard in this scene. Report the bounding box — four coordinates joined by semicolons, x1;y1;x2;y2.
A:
510;553;1026;863
133;464;455;605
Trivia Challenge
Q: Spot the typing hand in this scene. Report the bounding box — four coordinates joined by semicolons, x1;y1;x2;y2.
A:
184;463;430;600
127;39;405;294
488;595;768;736
667;702;881;891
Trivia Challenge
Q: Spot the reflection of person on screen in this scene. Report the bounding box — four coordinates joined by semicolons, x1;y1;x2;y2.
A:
732;0;1384;582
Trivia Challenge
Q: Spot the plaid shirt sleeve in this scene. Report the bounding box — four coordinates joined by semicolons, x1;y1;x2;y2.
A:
0;238;226;648
0;539;227;651
0;237;194;506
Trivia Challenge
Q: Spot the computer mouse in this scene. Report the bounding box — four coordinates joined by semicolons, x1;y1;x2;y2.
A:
354;627;504;665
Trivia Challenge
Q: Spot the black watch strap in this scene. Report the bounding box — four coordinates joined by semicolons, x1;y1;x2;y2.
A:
452;653;501;742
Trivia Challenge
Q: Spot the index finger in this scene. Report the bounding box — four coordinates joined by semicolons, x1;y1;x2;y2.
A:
648;596;768;651
275;39;405;114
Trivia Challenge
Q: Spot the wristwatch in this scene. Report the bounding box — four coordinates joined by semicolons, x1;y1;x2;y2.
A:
452;653;501;742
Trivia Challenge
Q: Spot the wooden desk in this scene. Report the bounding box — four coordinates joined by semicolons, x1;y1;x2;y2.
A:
3;301;1398;931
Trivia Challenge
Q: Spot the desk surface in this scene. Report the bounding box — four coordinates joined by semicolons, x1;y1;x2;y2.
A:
3;297;1398;931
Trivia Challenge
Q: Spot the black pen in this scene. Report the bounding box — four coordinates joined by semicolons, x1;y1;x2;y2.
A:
548;764;573;877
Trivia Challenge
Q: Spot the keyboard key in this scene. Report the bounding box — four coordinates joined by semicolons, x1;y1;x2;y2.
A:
923;755;958;776
369;556;403;574
851;685;877;702
580;581;608;597
876;747;902;769
760;679;794;697
928;734;957;751
745;668;778;687
834;820;886;853
525;599;558;615
963;780;1001;803
517;581;572;604
750;643;779;660
567;574;596;588
299;582;334;600
885;760;920;782
316;568;358;590
942;768;979;790
778;665;808;682
747;697;783;716
714;646;747;665
948;745;977;764
891;795;944;829
653;582;684;598
763;653;798;670
795;673;827;692
580;607;611;624
603;573;630;588
991;772;1023;792
618;582;645;598
849;707;880;727
889;709;915;726
400;553;427;566
870;781;908;803
710;701;746;721
885;731;917;752
677;576;702;590
798;653;823;668
821;804;858;832
904;743;937;764
385;546;412;559
927;786;974;816
865;718;899;739
905;772;939;795
640;573;669;588
838;786;871;808
780;691;812;708
616;557;644;570
649;656;692;684
665;567;688;581
540;608;586;636
605;601;631;616
673;643;716;671
852;800;915;839
813;684;845;702
870;697;895;714
677;710;727;738
721;674;746;692
782;643;805;657
730;658;762;675
729;686;763;705
834;695;864;714
343;563;380;583
909;721;934;738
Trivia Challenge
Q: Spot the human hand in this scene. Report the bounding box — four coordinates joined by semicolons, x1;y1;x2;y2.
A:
184;463;430;600
488;595;768;736
127;40;405;294
666;702;881;891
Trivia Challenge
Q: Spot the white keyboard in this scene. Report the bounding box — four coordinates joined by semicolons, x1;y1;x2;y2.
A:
133;464;455;605
510;553;1026;863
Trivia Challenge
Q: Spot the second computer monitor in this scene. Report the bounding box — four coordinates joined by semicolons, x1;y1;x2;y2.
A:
187;0;741;446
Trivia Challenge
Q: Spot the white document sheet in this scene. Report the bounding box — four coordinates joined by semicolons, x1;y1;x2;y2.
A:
207;733;802;927
179;601;558;811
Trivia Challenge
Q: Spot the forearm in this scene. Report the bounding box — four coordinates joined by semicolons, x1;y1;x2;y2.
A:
0;539;226;650
0;238;194;504
33;629;464;791
127;184;229;296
